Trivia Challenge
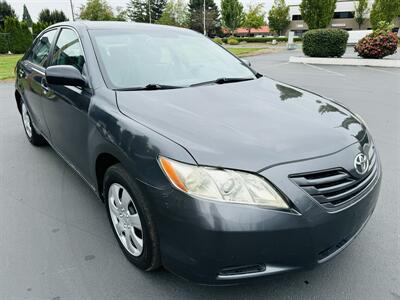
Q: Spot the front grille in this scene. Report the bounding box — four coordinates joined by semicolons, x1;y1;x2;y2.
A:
290;147;378;207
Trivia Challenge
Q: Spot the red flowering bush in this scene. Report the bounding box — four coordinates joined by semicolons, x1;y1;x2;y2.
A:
354;23;398;59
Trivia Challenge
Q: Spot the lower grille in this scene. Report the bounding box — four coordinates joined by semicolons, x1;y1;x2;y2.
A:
290;147;378;207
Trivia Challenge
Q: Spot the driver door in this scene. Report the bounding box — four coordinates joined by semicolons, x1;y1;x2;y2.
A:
41;28;92;180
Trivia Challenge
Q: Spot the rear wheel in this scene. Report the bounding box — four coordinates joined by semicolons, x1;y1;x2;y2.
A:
21;101;46;146
104;164;160;271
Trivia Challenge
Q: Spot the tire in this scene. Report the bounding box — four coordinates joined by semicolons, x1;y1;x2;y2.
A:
104;164;161;271
21;101;46;146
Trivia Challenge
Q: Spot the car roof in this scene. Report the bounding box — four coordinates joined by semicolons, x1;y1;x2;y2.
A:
48;21;191;34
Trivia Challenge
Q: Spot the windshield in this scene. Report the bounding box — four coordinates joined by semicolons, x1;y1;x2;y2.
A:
89;28;256;89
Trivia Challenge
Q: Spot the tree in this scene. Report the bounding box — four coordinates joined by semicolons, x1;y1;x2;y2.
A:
126;0;146;23
370;0;400;30
38;9;68;24
242;3;265;36
354;0;369;29
126;0;167;23
2;17;32;53
115;6;128;21
221;0;244;35
22;4;32;27
79;0;115;21
32;22;49;37
300;0;337;30
268;0;290;36
157;0;189;27
0;0;17;27
188;0;220;36
38;9;51;23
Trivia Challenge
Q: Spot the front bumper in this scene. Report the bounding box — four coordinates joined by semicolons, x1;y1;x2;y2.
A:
142;144;381;284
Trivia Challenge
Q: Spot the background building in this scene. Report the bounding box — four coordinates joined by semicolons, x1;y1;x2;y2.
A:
222;26;271;37
288;0;400;36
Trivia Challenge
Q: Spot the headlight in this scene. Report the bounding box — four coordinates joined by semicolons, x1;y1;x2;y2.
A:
159;156;289;209
354;113;369;131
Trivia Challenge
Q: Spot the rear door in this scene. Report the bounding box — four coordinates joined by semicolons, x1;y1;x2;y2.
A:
17;29;58;138
41;27;92;180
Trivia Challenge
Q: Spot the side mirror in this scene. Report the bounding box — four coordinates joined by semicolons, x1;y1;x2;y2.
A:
45;65;86;87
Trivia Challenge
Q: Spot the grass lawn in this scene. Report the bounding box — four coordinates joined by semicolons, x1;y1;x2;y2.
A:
227;48;265;57
0;54;22;80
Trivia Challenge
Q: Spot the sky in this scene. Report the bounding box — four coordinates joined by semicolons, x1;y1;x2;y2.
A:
7;0;300;22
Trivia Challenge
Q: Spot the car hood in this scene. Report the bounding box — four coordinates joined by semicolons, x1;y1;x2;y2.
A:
116;77;366;172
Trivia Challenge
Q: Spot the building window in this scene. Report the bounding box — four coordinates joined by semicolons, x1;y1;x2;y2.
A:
292;15;302;21
333;11;355;19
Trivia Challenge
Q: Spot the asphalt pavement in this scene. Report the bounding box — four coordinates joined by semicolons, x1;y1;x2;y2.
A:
0;50;399;299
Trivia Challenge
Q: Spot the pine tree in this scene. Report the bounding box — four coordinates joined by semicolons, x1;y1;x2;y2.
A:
38;9;68;24
152;0;167;21
22;4;32;27
188;0;220;36
0;0;17;28
126;0;167;23
300;0;336;30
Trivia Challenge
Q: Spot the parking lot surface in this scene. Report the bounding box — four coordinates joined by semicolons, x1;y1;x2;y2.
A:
0;51;399;299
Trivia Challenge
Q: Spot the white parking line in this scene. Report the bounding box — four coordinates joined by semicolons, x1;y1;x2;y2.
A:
302;63;346;77
366;66;400;76
267;62;290;68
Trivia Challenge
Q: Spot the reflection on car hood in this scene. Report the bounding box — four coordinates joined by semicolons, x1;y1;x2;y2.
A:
116;77;367;172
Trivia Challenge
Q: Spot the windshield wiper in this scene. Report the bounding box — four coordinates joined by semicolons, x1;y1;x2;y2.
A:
116;84;185;91
190;77;255;87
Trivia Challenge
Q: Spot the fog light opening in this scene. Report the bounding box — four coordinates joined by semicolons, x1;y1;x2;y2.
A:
218;264;266;276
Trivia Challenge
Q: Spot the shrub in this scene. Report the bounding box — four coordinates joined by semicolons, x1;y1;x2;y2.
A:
213;37;224;45
2;17;33;54
354;23;398;59
0;34;11;54
227;37;239;45
221;36;302;43
303;29;349;57
32;22;50;38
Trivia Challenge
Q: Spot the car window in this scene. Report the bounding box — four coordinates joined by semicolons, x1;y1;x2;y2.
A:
27;30;57;67
90;29;256;89
51;28;85;73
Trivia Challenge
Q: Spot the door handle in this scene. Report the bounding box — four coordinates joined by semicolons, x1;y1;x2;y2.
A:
41;78;49;95
18;69;25;78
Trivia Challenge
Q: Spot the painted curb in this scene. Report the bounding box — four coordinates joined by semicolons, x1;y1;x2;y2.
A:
289;56;400;68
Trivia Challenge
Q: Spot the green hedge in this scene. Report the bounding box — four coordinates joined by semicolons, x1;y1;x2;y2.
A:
32;22;49;38
221;36;302;43
1;17;32;54
0;34;10;54
303;29;349;57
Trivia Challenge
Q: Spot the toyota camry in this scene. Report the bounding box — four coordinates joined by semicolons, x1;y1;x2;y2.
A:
15;21;381;284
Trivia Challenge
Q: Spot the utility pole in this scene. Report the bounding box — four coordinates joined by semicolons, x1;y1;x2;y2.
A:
203;0;206;35
69;0;75;21
148;0;152;23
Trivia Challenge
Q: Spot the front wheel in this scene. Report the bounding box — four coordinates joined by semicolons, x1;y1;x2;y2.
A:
104;164;161;271
21;101;46;146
